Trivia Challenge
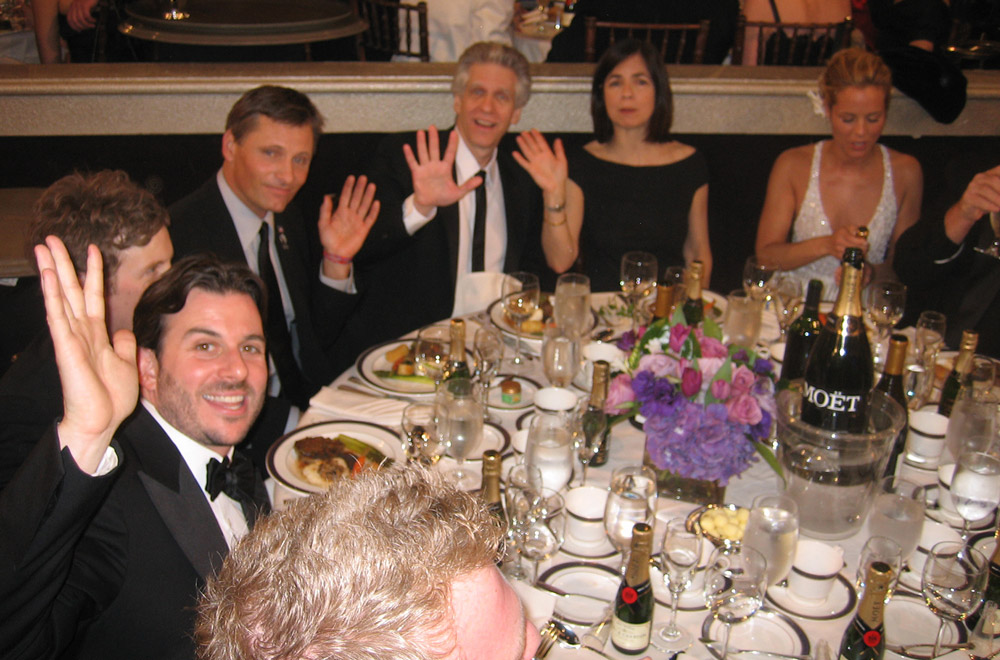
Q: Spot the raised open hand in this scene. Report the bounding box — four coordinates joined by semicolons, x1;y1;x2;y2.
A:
512;129;568;196
403;126;482;215
38;237;138;473
317;174;380;277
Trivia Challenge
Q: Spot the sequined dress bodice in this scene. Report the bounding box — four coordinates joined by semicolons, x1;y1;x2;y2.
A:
787;141;897;300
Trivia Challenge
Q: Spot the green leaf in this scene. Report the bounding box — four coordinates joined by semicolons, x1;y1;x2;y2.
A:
754;441;785;485
703;315;723;340
630;317;670;370
703;359;733;404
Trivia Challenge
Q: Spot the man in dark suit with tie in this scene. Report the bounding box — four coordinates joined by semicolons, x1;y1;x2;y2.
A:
342;42;548;361
0;245;272;660
168;85;379;412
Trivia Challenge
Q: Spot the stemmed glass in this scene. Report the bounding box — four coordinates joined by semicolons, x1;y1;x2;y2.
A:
974;211;1000;259
502;272;539;373
542;325;580;387
515;488;566;584
910;310;947;407
856;535;903;601
743;256;776;302
604;465;657;571
503;464;543;581
554;273;592;339
864;280;907;370
400;403;445;465
921;541;988;658
663;265;687;310
769;275;802;338
866;476;925;562
652;518;704;652
473;326;504;420
741;493;799;587
414;324;450;390
439;377;483;490
950;451;1000;539
703;545;769;660
619;251;658;332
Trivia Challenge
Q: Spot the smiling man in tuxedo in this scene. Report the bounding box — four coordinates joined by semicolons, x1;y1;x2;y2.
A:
0;247;272;660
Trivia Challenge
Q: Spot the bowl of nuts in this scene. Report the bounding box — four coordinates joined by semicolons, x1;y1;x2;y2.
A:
686;503;749;547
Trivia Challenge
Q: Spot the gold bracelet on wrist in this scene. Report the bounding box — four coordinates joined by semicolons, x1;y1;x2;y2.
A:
544;215;567;227
545;201;566;213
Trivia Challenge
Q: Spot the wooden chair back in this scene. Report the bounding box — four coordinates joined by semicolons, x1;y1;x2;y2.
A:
583;17;710;64
732;15;852;66
354;0;429;62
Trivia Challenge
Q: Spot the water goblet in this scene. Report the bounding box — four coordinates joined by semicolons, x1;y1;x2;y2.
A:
473;326;504;419
413;324;450;389
865;476;925;562
974;211;1000;259
856;535;903;601
741;493;799;587
946;391;999;460
619;251;658;332
524;410;574;492
502;272;539;373
951;451;1000;539
742;255;776;302
554;272;592;339
439;377;483;490
542;325;580;388
604;465;657;570
921;541;988;657
503;463;543;581
704;545;768;660
864;280;906;370
769;275;802;338
651;517;703;652
400;403;444;465
515;488;566;584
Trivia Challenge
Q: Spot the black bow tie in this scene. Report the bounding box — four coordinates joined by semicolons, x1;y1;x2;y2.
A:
205;453;257;505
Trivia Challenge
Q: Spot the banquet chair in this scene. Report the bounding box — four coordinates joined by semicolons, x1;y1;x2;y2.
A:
354;0;429;62
732;15;853;66
583;17;710;64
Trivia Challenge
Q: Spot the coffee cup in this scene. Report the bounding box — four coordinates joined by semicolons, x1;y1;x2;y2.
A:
905;408;949;468
787;539;844;602
909;520;962;576
565;485;609;544
534;387;579;413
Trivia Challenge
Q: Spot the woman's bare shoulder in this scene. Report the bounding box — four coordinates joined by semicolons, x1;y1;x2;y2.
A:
887;148;923;183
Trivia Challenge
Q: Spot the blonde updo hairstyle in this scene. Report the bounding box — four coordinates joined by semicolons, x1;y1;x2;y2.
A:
818;48;892;111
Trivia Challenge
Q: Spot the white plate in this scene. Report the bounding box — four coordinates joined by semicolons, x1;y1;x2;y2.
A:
886;592;968;658
970;529;997;559
355;339;437;397
766;574;857;620
537;561;619;625
701;608;810;659
488;375;539;411
266;420;402;495
487;295;597;348
439;421;510;462
924;486;997;531
561;531;618;560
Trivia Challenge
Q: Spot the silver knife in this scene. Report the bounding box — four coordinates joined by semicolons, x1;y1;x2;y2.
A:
534;581;611;607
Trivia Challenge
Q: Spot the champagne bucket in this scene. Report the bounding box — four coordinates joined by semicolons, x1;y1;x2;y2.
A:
776;388;906;540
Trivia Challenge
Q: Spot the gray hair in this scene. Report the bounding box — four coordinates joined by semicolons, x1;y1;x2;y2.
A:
451;41;532;109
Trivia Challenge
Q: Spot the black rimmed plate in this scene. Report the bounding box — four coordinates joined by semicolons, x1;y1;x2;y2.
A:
487;374;539;411
765;574;857;620
885;592;968;659
487;294;597;346
537;561;618;625
561;531;618;560
516;410;535;430
355;339;436;397
701;607;810;660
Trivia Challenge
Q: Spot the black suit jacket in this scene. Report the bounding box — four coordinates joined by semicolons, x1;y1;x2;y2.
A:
339;131;545;364
0;406;267;660
168;178;358;407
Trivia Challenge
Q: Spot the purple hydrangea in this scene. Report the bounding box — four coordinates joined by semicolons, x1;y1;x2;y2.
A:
753;357;774;376
617;330;640;354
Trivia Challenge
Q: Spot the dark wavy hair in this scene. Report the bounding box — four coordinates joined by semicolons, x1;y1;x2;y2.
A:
225;85;324;144
133;254;267;355
591;39;673;144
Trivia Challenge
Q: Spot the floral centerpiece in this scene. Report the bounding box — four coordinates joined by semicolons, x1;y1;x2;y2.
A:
604;309;780;503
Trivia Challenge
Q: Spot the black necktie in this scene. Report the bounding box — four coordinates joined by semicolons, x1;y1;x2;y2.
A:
256;222;306;407
472;169;487;272
205;452;269;527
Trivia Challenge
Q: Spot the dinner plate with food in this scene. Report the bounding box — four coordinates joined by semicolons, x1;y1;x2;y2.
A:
487;293;597;347
267;420;402;503
356;339;437;397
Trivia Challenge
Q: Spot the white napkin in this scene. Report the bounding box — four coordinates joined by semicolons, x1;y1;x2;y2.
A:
453;271;506;317
308;386;407;428
510;579;556;629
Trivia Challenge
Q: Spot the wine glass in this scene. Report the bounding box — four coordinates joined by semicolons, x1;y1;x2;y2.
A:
663;265;687;309
864;280;907;371
413;324;450;390
742;256;776;302
856;535;903;601
515;488;566;584
769;275;802;338
604;465;657;570
704;545;768;660
740;493;799;587
502;272;539;373
524;410;574;492
503;463;543;581
554;273;592;339
400;402;445;465
619;251;658;332
473;326;504;420
652;517;704;652
974;211;1000;259
865;476;925;562
950;451;1000;539
439;377;483;490
542;325;580;387
911;310;947;407
575;398;605;487
921;541;988;658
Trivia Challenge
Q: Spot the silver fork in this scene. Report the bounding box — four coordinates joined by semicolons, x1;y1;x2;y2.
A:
534;620;558;659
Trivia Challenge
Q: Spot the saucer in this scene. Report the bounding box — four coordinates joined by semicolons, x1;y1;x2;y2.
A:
885;592;968;659
765;574;857;621
650;565;708;612
970;529;997;559
924;494;997;531
516;410;534;431
560;531;618;560
701;607;810;660
487;375;539;411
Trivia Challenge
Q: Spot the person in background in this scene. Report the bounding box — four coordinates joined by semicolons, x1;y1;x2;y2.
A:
396;0;513;62
515;38;712;292
754;47;922;298
740;0;852;65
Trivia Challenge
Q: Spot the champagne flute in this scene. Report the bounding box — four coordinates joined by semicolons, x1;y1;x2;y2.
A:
950;451;1000;539
440;377;483;490
864;280;907;371
503;463;543;581
473;326;504;420
742;256;776;302
704;545;768;660
974;211;1000;259
515;488;566;584
604;465;657;571
554;272;592;339
652;517;704;652
413;324;450;390
400;402;444;465
542;325;580;387
921;541;988;658
740;493;799;587
619;251;658;333
769;275;802;338
502;272;539;373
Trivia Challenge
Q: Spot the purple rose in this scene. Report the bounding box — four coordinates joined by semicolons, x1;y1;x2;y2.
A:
731;365;756;395
669;324;692;353
710;379;731;400
753;357;774;376
638;353;677;379
616;330;639;353
699;335;728;358
605;373;635;414
727;394;763;425
681;367;702;398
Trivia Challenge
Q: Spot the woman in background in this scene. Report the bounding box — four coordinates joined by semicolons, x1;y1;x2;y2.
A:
754;47;922;298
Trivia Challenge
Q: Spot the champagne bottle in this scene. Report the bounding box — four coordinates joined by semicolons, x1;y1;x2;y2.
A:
801;248;873;433
966;527;1000;631
611;523;654;655
445;318;471;382
838;561;892;660
682;260;704;325
938;329;979;417
653;282;675;320
481;450;504;522
878;334;910;478
584;360;610;468
780;279;824;383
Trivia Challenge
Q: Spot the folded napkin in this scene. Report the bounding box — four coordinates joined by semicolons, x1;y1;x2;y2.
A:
510;579;556;629
308;385;407;428
453;271;506;317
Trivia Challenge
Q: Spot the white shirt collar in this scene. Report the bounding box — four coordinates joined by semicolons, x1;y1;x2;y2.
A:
454;131;498;185
217;169;273;257
141;398;234;491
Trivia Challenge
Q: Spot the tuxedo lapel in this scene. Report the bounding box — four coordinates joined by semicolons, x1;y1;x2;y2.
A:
196;181;251;266
122;409;230;579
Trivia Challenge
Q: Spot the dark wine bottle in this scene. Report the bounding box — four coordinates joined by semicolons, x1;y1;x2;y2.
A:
611;522;654;655
938;329;978;417
681;260;704;325
801;248;873;433
653;281;675;320
879;335;910;478
780;279;824;383
584;360;610;468
838;560;892;660
966;526;1000;632
445;318;471;382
